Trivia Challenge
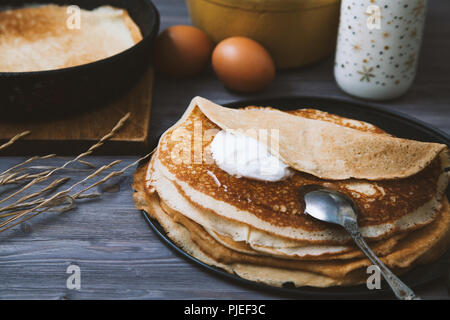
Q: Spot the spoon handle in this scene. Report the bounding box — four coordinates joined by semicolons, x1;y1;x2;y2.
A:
345;222;420;300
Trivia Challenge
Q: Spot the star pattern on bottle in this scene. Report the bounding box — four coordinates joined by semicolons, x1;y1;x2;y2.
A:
412;0;425;18
352;44;362;51
358;66;376;82
404;54;416;71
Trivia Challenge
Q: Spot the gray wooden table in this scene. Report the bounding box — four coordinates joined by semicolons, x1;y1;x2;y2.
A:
0;0;449;299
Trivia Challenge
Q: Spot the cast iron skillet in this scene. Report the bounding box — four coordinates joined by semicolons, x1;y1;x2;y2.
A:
0;0;159;118
141;96;450;299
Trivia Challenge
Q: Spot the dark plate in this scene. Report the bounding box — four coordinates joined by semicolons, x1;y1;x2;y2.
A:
142;96;450;298
0;0;159;118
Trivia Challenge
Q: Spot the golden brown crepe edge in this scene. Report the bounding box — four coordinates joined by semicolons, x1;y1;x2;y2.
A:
192;96;448;180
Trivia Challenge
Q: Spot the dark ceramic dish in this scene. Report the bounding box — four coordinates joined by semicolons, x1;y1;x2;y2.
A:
141;96;450;298
0;0;159;118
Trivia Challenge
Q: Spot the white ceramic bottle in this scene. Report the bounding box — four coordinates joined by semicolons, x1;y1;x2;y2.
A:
334;0;427;100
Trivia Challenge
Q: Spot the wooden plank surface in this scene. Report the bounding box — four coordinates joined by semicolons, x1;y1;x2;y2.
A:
0;0;449;300
0;67;154;156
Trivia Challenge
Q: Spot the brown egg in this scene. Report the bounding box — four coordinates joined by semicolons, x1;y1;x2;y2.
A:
154;25;213;78
212;37;275;93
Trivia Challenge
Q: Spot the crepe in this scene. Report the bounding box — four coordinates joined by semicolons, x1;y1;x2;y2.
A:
150;154;412;259
0;4;142;72
133;165;450;287
150;99;449;244
192;97;447;180
159;196;409;261
134;97;450;288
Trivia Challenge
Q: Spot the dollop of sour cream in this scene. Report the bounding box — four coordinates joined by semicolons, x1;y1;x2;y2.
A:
210;130;293;182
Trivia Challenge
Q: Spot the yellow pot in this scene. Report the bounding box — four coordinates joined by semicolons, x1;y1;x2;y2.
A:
186;0;341;69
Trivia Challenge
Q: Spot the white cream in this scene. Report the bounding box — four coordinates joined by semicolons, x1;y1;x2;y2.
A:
210;130;293;182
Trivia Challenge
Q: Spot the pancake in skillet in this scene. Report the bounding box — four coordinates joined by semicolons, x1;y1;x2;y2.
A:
0;4;142;72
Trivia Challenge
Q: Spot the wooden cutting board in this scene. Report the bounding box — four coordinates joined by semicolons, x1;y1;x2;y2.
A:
0;67;154;156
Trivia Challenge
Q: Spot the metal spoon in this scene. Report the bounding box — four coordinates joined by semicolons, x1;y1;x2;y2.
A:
303;186;420;300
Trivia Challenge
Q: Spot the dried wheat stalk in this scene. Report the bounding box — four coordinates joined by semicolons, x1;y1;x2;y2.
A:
0;154;96;186
0;112;150;234
0;113;130;205
0;177;70;214
0;152;152;233
0;154;55;176
0;131;30;152
0;192;101;218
0;160;122;231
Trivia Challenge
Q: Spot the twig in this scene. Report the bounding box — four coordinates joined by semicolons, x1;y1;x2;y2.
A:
0;198;46;217
0;177;69;213
1;155;95;180
0;154;55;177
0;166;91;186
0;160;122;231
1;170;51;186
0;131;30;152
0;167;92;186
0;113;130;205
75;160;96;169
74;153;152;199
0;199;75;232
0;192;100;218
0;152;153;233
0;112;144;233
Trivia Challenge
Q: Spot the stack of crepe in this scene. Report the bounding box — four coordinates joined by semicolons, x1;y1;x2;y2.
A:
133;97;450;287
